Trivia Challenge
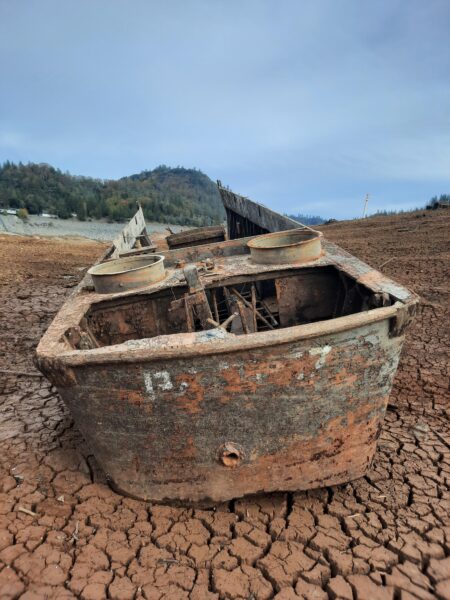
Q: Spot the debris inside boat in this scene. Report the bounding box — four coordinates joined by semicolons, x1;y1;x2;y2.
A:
35;185;418;505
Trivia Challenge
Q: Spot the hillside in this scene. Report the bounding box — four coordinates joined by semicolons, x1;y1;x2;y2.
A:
0;162;225;227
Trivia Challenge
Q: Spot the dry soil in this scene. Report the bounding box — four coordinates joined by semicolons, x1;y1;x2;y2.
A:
0;211;449;599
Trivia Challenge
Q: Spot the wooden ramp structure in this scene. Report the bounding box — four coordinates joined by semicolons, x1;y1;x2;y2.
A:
217;181;311;239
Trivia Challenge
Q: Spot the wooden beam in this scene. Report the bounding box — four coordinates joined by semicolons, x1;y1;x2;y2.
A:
230;287;274;330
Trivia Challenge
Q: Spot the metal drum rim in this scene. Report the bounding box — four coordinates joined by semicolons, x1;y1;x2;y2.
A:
247;228;323;250
87;254;165;278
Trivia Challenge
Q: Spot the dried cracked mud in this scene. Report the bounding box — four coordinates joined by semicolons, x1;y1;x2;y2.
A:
0;211;449;600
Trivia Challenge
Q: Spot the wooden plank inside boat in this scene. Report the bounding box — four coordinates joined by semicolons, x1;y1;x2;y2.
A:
166;225;226;249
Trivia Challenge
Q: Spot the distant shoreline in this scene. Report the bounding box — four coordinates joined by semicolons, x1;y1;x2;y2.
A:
0;214;186;242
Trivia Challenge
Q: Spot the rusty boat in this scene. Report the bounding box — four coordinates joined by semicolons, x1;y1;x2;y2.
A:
35;185;418;505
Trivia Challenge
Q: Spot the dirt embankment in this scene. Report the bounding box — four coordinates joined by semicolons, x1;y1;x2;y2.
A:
0;210;449;599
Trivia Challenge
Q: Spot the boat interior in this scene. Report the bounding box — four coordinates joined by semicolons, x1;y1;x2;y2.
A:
64;261;394;350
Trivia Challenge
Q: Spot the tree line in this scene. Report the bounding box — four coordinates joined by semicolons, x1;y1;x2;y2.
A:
367;194;450;217
0;162;225;226
286;213;324;225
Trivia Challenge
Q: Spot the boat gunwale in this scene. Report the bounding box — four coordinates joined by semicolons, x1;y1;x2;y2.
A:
36;300;416;368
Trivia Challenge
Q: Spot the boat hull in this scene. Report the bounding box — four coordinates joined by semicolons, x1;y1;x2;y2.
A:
53;317;404;504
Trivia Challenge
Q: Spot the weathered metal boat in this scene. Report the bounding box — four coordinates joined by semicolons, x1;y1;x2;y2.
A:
35;188;418;505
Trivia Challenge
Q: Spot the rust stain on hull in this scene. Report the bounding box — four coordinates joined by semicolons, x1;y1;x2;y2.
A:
44;319;405;504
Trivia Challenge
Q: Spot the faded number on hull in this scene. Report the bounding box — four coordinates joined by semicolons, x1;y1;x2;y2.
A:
143;370;173;401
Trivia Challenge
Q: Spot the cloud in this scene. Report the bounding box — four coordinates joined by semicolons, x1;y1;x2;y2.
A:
0;0;448;217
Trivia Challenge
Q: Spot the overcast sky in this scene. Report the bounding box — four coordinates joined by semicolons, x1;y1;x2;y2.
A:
0;0;449;218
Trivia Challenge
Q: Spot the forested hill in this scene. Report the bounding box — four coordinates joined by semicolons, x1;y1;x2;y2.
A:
0;162;225;226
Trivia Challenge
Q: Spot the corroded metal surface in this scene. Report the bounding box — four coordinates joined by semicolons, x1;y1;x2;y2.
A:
218;183;307;237
50;318;404;504
247;228;323;264
36;279;416;505
88;254;166;294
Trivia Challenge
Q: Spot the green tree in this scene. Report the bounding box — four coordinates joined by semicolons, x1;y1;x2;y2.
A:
0;161;225;226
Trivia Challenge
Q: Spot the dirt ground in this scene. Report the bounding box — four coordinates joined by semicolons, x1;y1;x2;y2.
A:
0;211;449;600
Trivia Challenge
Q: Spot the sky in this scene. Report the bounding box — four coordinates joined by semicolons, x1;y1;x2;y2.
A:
0;0;449;219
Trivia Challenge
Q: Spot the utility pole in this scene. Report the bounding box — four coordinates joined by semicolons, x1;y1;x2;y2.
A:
362;193;370;218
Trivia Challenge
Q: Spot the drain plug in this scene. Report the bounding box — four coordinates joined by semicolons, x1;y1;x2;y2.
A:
218;443;244;468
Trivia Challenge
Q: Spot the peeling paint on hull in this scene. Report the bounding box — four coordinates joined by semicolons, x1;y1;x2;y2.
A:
52;319;404;504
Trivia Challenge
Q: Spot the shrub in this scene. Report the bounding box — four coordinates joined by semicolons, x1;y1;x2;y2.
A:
17;208;29;220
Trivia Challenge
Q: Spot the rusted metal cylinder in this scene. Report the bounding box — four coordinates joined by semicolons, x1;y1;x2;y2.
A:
88;255;166;294
247;229;323;264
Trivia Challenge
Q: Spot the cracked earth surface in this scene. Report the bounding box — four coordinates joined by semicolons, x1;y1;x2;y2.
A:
0;211;449;599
